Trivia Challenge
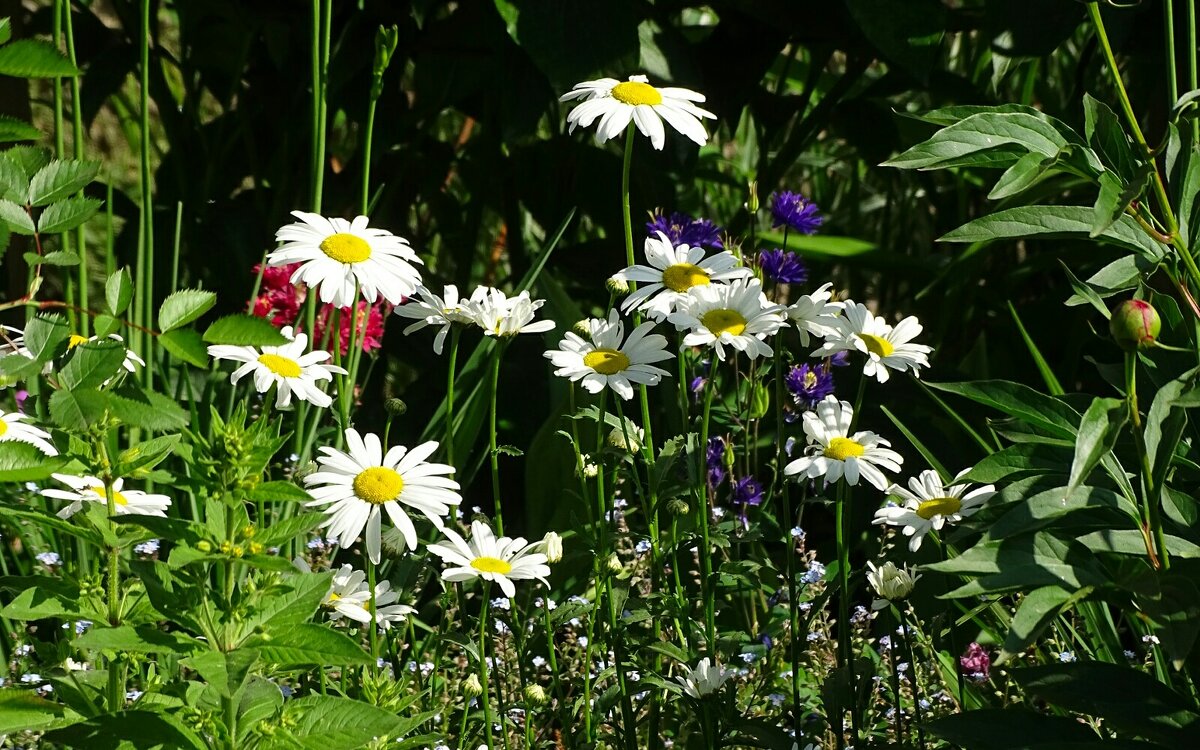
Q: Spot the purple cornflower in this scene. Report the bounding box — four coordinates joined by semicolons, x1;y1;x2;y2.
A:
733;475;764;506
786;363;835;410
959;642;990;680
756;249;808;285
646;211;724;249
707;437;727;488
770;191;823;234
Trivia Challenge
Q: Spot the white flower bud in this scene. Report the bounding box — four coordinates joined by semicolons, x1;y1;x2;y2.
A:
542;531;563;564
607;423;644;454
866;560;920;610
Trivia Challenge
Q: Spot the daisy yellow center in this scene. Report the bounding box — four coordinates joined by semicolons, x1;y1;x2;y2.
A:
611;81;662;106
68;334;89;349
859;333;895;358
661;263;710;293
583;348;631;375
319;233;372;264
0;421;7;437
702;308;747;337
916;496;962;520
471;556;513;575
257;353;302;378
328;592;342;602
353;466;404;505
91;486;128;506
824;437;865;461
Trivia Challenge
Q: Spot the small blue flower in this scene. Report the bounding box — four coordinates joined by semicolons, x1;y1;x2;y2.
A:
35;552;61;567
75;620;92;635
134;539;160;556
707;437;727;488
646;210;724;249
786;363;835;410
1058;651;1077;663
801;561;826;584
757;249;808;284
770;191;823;234
634;540;652;556
733;475;764;507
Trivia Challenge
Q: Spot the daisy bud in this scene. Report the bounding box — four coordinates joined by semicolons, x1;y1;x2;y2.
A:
464;673;483;697
523;683;549;707
542;531;563;564
607;424;644;453
606;276;630;294
384;398;408;417
1109;299;1161;351
572;320;592;337
604;553;623;575
667;498;690;516
866;561;920;610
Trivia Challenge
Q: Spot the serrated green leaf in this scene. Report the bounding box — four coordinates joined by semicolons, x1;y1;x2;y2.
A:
23;313;69;361
58;338;127;389
0;115;39;144
92;314;120;337
158;288;216;332
115;434;181;477
106;267;133;316
49;387;108;431
202;314;289;346
0;152;24;199
4;145;50;179
277;695;409;749
37;196;101;234
36;250;81;266
0;197;33;234
28;159;98;206
158;328;208;367
0;441;67;481
0;39;79;77
106;386;189;431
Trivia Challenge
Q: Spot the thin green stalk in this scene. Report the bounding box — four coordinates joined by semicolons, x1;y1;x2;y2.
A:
367;556;379;670
1165;0;1179;107
171;202;183;294
1125;352;1169;569
53;0;64;159
698;383;717;649
898;606;926;750
489;344;505;533
479;583;495;750
834;481;857;749
887;621;904;745
445;327;462;466
311;0;333;212
620;125;636;269
361;95;378;216
1190;0;1199;142
64;0;87;335
140;0;154;390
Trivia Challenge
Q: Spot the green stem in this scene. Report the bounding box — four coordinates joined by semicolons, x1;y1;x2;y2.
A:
1190;0;1199;142
898;606;927;750
446;327;461;466
620;124;636;269
489;344;504;534
367;556;379;670
139;0;154;391
361;96;378;216
64;0;87;335
479;584;495;749
698;383;717;650
311;0;332;212
1125;352;1169;569
1165;0;1179;107
887;619;904;745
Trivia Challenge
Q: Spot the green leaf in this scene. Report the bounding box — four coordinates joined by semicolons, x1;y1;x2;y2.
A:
106;386;189;431
1;582;82;620
37;195;101;234
158;288;216;332
243;623;371;667
0;39;79;77
246;480;313;504
0;150;25;198
1062;256;1146;311
58;338;127;389
1145;366;1200;497
1083;93;1139;182
0;115;40;144
115;434;181;476
30;249;81;266
157;328;208;368
237;571;333;638
27;159;98;206
1007;301;1064;396
999;585;1089;663
930;380;1080;440
1091;164;1152;238
0;18;11;46
757;230;877;258
0;441;67;481
202;314;289;346
925;531;1107;598
883;112;1072;170
0;197;33;234
939;206;1165;263
926;708;1099;750
44;711;208;750
0;690;80;735
983;484;1135;542
106;267;134;316
23;313;69;361
252;512;323;547
1079;529;1200;558
180;649;259;698
93;314;120;338
988;151;1057;200
49;387;109;431
5;145;51;180
74;625;200;654
1067;397;1127;496
277;695;410;749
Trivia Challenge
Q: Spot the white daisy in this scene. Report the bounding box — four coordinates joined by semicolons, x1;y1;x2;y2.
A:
393;284;484;354
24;334;145;378
787;282;844;346
42;475;171;519
469;288;556;338
675;657;732;699
0;409;57;456
667;278;786;361
426;520;551;598
873;469;996;552
783;395;903;491
543;309;673;400
866;560;920;610
268;211;424;308
814;302;932;383
304;429;461;564
612;231;752;320
560;75;715;150
207;326;345;410
322;564;416;629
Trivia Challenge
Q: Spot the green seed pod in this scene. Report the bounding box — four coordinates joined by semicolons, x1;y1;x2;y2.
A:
384;398;408;417
750;382;770;419
1109;299;1161;351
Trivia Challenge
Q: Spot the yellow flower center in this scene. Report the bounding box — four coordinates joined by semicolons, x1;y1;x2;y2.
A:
824;437;865;461
68;334;89;349
319;233;372;264
328;592;342;603
583;348;631;375
257;353;302;378
471;556;513;575
804;370;818;389
353;466;404;505
702;308;747;337
611;81;663;106
0;421;7;437
661;263;710;293
916;496;962;520
91;486;128;506
859;333;895;358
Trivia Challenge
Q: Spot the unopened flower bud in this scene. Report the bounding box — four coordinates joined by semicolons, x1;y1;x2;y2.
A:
523;683;549;707
747;180;759;214
196;540;212;553
384;398;408;417
666;497;690;516
542;531;563;564
749;383;770;419
866;560;920;610
606;276;630;294
572;320;592;337
1109;299;1161;351
604;553;623;575
463;673;483;697
607;424;644;453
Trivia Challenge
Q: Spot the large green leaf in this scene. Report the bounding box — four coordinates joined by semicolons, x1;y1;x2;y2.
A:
999;585;1092;663
0;441;68;481
277;695;411;749
0;115;41;144
158;289;216;332
0;690;80;735
38;196;101;234
181;648;259;699
242;623;371;667
939;206;1165;262
1066;397;1127;496
49;387;109;431
58;338;128;389
930;380;1080;439
925;708;1099;749
884;112;1074;169
27;159;99;206
926;531;1107;598
1083;93;1139;182
44;710;208;750
202;314;288;346
983;484;1136;541
0;39;79;77
74;625;201;655
955;443;1070;484
106;386;189;431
